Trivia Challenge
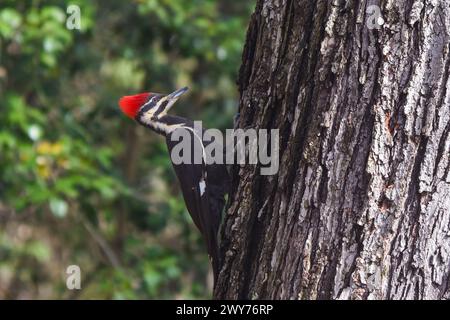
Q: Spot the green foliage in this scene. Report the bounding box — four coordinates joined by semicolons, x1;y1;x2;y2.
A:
0;0;254;299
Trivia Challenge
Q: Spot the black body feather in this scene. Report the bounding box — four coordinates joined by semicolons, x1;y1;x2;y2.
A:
141;114;229;286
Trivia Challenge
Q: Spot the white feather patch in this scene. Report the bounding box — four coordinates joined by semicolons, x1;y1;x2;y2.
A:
199;178;206;196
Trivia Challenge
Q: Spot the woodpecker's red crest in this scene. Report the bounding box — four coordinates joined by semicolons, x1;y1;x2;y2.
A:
119;92;152;118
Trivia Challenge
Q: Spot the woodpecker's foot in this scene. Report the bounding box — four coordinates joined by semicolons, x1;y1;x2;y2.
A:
233;112;240;129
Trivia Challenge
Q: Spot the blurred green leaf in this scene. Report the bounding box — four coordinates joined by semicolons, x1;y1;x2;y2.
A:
49;198;68;217
0;8;21;38
0;0;254;299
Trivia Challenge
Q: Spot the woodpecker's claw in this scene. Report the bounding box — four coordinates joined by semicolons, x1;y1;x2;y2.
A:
233;112;240;129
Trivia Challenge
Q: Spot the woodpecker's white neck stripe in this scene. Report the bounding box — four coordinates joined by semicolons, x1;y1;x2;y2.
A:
180;126;207;163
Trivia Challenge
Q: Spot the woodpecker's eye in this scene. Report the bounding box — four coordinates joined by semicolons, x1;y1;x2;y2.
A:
139;95;157;112
145;95;163;109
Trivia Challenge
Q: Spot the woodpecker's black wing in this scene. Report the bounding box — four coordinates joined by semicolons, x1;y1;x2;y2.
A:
165;126;228;285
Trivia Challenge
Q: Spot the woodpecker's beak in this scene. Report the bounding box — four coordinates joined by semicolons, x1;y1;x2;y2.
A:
167;86;189;100
158;87;189;117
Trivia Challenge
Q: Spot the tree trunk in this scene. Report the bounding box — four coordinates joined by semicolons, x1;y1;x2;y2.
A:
215;0;450;300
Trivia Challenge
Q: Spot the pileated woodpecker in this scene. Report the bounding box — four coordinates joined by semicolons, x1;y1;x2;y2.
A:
118;87;229;285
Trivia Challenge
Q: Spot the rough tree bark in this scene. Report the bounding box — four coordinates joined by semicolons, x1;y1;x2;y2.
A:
214;0;450;300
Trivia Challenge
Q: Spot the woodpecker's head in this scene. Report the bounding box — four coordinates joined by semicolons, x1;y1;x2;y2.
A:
119;87;189;125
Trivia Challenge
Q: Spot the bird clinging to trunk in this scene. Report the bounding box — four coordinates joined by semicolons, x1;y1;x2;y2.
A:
118;87;229;286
